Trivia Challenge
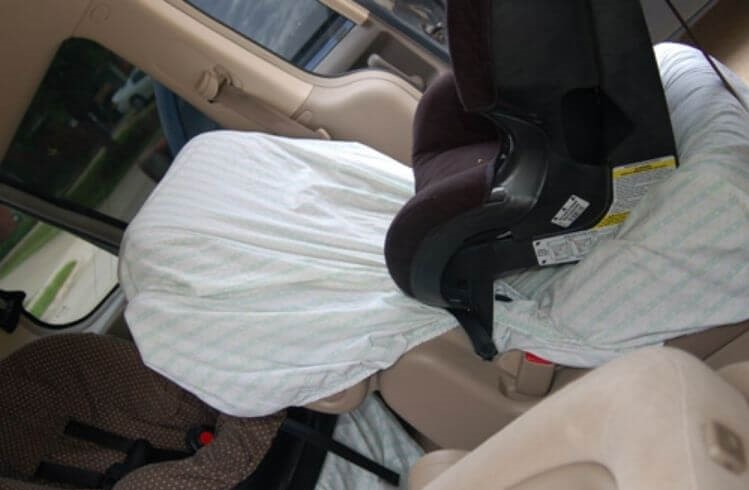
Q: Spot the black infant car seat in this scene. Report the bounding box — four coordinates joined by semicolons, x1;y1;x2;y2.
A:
0;334;397;490
385;0;678;359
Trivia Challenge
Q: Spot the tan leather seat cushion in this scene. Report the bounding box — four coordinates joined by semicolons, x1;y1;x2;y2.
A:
720;362;749;400
419;347;749;490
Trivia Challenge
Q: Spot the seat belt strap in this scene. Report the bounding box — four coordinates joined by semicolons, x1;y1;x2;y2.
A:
36;421;193;489
35;462;105;489
280;417;401;487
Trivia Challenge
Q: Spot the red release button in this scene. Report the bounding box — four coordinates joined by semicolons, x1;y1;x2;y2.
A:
198;431;215;446
525;352;552;365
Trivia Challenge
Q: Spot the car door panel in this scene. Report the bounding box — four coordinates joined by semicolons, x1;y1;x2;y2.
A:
314;8;447;81
0;0;431;253
298;73;420;163
76;1;313;118
80;0;429;163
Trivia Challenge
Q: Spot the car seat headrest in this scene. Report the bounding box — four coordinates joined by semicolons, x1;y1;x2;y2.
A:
386;72;502;297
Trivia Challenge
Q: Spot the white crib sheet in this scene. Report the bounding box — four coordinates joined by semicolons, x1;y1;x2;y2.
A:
316;395;423;490
120;43;749;416
119;131;456;416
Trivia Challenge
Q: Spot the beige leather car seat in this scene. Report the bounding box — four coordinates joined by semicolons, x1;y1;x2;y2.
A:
377;320;749;449
409;346;749;490
305;320;748;447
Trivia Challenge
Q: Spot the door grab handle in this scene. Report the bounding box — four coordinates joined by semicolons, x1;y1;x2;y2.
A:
196;67;329;140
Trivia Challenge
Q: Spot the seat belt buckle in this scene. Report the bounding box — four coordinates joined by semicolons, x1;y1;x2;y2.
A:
187;426;215;452
516;352;555;397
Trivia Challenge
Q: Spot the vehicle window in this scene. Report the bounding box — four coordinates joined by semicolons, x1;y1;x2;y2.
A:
0;205;117;325
0;38;171;224
185;0;355;70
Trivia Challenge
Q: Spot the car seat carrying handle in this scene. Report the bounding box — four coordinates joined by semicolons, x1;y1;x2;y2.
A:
385;0;677;361
35;420;192;489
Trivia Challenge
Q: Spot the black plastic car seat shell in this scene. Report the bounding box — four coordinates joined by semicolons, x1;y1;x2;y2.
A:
385;0;678;360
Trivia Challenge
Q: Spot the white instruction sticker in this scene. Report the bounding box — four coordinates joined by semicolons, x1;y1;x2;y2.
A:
551;195;590;228
533;226;619;265
534;156;677;265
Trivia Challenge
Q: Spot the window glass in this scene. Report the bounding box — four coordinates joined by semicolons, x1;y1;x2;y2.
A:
0;205;117;325
185;0;355;70
0;38;171;224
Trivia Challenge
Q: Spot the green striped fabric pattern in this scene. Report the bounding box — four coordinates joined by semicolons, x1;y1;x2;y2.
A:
119;132;456;416
316;395;423;490
120;43;748;418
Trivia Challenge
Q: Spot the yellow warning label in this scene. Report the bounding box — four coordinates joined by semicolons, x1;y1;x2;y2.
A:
595;155;677;230
595;212;629;229
612;156;677;179
534;155;677;266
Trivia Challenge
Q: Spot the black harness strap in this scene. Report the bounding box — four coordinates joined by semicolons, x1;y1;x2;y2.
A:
64;420;133;453
448;308;498;361
65;420;191;462
280;418;401;487
35;420;192;489
36;462;105;489
233;408;336;490
39;417;402;489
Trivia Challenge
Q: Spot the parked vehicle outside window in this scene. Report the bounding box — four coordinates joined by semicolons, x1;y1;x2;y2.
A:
112;69;155;114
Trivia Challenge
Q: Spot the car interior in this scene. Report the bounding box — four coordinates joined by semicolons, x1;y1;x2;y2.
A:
0;0;747;489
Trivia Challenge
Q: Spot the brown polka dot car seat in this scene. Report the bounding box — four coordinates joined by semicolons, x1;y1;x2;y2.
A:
384;0;678;359
0;334;385;490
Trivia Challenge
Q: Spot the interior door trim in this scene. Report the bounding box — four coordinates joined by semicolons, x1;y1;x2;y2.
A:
0;183;123;254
